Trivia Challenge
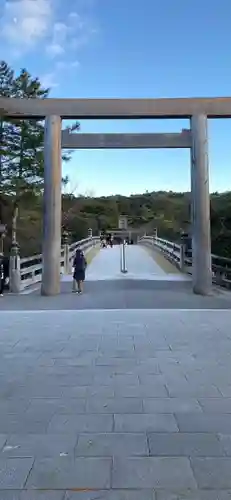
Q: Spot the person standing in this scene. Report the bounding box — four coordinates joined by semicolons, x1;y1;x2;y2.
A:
0;253;5;296
72;249;87;294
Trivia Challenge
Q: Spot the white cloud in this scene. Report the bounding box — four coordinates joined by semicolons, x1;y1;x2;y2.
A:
0;0;98;83
46;43;64;57
56;60;80;70
40;72;58;89
46;9;97;58
46;21;68;58
0;0;53;53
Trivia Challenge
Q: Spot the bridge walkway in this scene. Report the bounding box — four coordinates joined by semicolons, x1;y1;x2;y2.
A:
63;244;187;282
0;244;229;311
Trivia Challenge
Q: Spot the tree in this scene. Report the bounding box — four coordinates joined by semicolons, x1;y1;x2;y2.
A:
0;61;15;225
6;69;49;196
0;68;51;246
0;64;74;251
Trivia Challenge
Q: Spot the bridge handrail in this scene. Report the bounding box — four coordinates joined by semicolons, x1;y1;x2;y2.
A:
19;236;99;289
139;235;231;288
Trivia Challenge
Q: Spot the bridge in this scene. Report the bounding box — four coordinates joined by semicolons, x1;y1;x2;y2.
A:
3;235;231;309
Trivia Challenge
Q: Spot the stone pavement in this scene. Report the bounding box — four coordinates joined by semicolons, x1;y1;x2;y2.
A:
0;309;231;497
1;278;230;310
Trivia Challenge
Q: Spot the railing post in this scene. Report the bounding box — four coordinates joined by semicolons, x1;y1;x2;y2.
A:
179;244;185;271
63;244;70;274
62;230;70;274
9;242;21;293
216;271;224;287
120;240;127;273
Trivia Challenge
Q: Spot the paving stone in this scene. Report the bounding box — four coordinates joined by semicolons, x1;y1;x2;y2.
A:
75;433;148;456
1;434;77;458
0;493;22;500
218;434;231;456
54;387;88;398
148;432;225;456
191;457;231;488
26;457;111;489
0;400;30;415
93;374;139;386
86;387;115;398
156;492;231;500
0;415;48;434
0;437;7;451
114;414;178;432
0;458;34;489
48;414;113;433
112;457;197;489
218;386;231;397
62;386;99;398
165;380;221;397
86;398;143;414
136;360;161;375
26;398;86;415
96;357;139;367
176;414;231;433
143;398;202;414
15;384;65;398
114;383;168;398
98;350;136;358
65;491;155;499
21;492;65;500
0;490;65;500
199;398;231;413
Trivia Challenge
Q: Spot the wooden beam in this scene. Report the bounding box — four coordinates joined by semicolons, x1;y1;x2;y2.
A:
61;131;192;149
1;97;231;119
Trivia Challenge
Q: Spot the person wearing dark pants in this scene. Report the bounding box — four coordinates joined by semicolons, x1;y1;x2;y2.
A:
72;249;87;294
0;254;5;296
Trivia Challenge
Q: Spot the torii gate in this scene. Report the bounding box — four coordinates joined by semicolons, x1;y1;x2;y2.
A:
1;96;231;296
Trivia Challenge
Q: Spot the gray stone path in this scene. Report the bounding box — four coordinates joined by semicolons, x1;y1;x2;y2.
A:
1;278;231;310
0;309;231;497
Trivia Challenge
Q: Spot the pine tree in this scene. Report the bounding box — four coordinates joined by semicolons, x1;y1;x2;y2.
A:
8;69;49;197
0;61;15;225
0;62;14;182
0;62;73;252
2;69;51;245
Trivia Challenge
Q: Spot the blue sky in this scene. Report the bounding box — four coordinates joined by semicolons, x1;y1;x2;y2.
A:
1;0;231;196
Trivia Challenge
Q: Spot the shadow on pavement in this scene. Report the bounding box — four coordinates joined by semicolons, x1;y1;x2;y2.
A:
0;279;231;311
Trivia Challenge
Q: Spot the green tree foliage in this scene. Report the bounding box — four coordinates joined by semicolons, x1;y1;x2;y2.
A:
0;61;14;200
0;61;73;251
2;184;231;258
0;63;52;249
0;64;50;206
3;69;49;201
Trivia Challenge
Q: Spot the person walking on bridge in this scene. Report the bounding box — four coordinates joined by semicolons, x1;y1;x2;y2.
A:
72;248;87;294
